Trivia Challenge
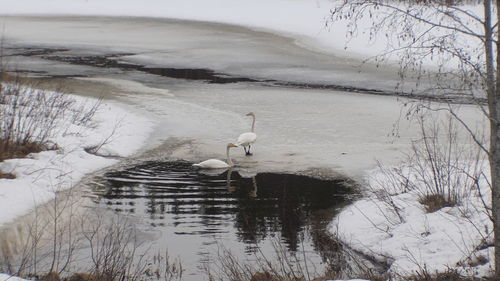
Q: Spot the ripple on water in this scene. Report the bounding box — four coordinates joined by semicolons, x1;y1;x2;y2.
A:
93;161;354;252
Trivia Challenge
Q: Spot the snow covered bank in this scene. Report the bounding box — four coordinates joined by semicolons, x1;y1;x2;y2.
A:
334;175;493;276
332;121;494;278
0;273;26;281
0;86;154;227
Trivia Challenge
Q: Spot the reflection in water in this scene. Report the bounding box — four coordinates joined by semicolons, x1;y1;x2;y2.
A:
95;161;353;252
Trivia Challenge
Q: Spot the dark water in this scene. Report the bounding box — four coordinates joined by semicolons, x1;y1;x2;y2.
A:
39;52;398;95
8;47;425;98
91;161;355;275
40;54;262;84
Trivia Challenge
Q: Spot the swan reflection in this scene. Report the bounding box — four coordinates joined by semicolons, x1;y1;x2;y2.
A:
98;161;353;251
225;169;258;198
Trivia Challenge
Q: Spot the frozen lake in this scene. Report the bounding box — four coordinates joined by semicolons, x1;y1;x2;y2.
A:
0;15;487;279
0;15;463;178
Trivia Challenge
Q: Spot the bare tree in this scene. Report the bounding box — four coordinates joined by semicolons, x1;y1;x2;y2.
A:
329;0;499;278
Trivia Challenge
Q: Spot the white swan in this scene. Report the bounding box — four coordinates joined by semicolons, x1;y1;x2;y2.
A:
193;143;238;169
236;112;257;156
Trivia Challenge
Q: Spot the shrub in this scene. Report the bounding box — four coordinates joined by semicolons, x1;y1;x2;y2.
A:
408;267;483;281
419;194;456;213
370;115;487;214
0;80;100;161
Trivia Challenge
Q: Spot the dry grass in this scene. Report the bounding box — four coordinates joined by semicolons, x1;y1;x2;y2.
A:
0;73;100;163
41;272;62;281
407;268;486;281
39;271;113;281
0;170;15;179
0;139;44;162
66;273;102;281
419;194;456;213
397;0;482;4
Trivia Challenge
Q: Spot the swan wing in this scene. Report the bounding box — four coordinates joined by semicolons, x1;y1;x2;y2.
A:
193;159;229;169
236;132;257;146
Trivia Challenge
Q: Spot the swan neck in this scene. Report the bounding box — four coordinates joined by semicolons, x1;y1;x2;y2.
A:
250;115;255;132
226;146;233;166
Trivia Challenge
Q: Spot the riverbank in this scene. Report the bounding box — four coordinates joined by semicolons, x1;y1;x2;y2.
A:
0;83;155;227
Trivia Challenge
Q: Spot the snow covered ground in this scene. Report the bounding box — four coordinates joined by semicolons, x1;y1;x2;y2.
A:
332;159;494;278
0;274;26;281
0;87;154;227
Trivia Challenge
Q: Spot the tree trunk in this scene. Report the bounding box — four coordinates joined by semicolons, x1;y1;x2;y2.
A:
493;138;500;277
491;0;500;278
493;118;500;278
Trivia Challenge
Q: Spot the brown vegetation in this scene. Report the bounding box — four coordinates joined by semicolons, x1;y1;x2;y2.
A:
0;170;15;179
393;0;481;4
41;272;61;281
407;268;485;281
39;271;113;281
0;72;101;163
0;139;44;162
419;194;456;213
66;273;101;281
249;272;280;281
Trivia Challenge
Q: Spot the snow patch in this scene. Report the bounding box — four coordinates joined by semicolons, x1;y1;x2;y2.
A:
0;86;154;227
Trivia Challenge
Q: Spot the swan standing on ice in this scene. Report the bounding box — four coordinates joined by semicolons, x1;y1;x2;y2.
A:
236;112;257;156
193;143;238;169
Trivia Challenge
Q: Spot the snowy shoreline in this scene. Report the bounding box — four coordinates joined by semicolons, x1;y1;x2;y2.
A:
0;90;155;227
331;162;494;278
